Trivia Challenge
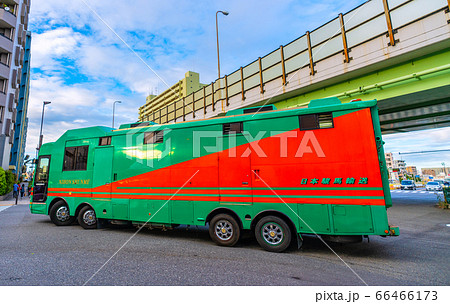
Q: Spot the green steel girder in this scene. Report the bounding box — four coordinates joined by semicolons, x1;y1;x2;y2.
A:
273;49;450;134
381;110;450;126
378;94;450;115
383;119;450;133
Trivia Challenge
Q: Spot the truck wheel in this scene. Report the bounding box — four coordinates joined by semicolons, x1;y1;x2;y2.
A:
78;205;97;229
209;214;240;247
49;200;75;226
255;216;291;252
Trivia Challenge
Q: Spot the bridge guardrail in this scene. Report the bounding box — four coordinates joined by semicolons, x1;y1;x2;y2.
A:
139;0;450;124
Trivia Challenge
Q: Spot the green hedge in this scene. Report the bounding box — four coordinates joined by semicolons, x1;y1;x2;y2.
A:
0;169;16;196
5;170;15;193
0;168;6;196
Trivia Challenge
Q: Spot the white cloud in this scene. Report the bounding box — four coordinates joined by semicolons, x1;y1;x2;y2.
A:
31;27;84;70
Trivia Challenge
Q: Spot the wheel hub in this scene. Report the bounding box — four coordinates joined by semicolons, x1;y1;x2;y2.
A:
262;223;283;245
83;210;97;226
215;220;233;241
56;206;70;222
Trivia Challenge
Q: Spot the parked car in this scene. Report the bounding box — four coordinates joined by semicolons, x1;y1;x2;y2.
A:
434;180;450;188
426;181;442;191
400;180;416;190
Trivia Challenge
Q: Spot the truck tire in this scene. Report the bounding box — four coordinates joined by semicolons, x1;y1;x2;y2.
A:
255;216;291;252
209;214;240;247
49;200;75;226
78;205;97;229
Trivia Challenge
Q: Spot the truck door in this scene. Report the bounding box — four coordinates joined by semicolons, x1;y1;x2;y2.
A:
218;131;253;205
92;146;114;199
32;155;51;202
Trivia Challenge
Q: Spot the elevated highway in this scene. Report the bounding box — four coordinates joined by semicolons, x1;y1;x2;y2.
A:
140;0;450;134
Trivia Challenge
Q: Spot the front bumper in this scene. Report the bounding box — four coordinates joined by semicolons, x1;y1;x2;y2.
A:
29;202;47;214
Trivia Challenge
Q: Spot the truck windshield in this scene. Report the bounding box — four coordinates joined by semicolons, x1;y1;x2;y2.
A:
401;180;412;185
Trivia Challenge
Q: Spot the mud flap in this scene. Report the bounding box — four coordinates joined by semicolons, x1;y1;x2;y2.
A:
297;234;303;249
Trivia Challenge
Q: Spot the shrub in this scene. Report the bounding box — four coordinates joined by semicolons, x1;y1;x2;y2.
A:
0;168;7;196
435;192;449;209
5;170;15;193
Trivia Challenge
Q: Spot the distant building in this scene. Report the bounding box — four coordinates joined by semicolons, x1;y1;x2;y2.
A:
9;31;30;175
405;166;418;176
138;71;206;122
385;153;394;169
421;167;449;178
384;153;409;180
394;160;406;172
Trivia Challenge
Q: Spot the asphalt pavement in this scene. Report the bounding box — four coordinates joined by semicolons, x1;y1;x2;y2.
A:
0;191;448;286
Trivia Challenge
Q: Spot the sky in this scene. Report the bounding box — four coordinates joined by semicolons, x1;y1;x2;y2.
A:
25;0;449;172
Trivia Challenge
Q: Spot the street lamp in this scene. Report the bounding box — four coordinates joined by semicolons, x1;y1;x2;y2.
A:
216;10;229;80
38;101;51;150
443;162;447;177
112;100;122;128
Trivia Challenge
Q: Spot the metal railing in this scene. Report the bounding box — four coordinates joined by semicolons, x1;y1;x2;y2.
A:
141;0;449;125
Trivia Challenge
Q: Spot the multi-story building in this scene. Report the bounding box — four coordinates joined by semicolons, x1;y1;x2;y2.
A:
0;0;30;170
394;160;406;172
384;153;409;181
138;71;205;122
9;30;30;174
384;153;394;169
405;166;418;177
422;167;449;178
385;152;399;180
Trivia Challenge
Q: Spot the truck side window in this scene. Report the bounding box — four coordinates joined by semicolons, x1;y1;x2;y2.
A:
99;136;111;146
299;112;333;130
223;122;243;135
144;131;164;144
63;145;89;171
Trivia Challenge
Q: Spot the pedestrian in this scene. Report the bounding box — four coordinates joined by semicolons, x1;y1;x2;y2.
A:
13;183;19;199
28;185;31;196
20;184;25;198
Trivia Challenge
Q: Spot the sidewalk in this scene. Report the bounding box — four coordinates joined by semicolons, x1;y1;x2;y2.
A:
0;195;31;206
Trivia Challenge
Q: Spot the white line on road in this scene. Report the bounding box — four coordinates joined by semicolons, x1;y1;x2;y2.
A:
391;189;439;194
0;206;11;213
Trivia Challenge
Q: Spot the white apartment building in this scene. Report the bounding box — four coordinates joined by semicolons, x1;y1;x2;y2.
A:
0;0;30;169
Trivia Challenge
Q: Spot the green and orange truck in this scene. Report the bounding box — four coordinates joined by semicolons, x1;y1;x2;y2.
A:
30;97;399;252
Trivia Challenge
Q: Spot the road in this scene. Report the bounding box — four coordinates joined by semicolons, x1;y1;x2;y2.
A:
0;191;448;286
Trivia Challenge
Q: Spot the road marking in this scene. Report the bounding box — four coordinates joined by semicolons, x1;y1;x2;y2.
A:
390;190;440;194
0;206;11;213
